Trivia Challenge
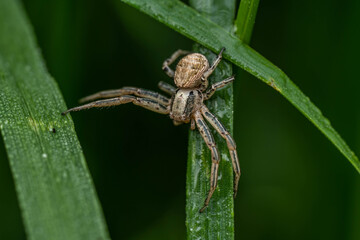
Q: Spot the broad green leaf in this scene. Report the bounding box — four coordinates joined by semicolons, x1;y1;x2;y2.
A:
186;0;235;239
121;0;360;173
0;0;110;239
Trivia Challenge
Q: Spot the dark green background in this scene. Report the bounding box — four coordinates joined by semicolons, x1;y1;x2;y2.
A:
1;0;359;239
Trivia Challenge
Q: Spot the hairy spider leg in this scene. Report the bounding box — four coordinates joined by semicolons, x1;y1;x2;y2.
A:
200;105;241;198
79;87;170;105
62;96;169;115
194;111;220;213
162;49;190;77
158;81;176;95
204;75;235;100
200;47;225;91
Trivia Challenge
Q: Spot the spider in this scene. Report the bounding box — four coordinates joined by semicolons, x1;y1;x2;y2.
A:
62;47;240;212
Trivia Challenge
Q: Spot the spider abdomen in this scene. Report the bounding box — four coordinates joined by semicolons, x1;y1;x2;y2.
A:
170;89;203;122
174;53;209;88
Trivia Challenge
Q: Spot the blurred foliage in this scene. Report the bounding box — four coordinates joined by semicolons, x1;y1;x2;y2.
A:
1;0;359;239
0;1;109;239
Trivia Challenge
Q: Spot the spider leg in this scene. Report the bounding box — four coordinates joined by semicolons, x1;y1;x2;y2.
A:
79;87;170;105
203;47;225;79
199;47;225;91
200;105;240;198
162;49;190;77
204;76;235;100
62;96;169;115
158;81;177;95
194;111;220;213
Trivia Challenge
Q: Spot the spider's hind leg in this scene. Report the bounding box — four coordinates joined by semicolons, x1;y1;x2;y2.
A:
162;49;190;77
203;47;225;79
204;75;235;100
199;47;226;91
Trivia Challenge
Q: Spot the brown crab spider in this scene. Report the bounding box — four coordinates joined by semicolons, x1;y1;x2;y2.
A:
62;47;240;213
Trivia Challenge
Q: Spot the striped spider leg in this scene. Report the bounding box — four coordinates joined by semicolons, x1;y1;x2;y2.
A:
200;105;240;198
162;49;191;77
193;111;220;213
194;76;240;212
61;87;171;115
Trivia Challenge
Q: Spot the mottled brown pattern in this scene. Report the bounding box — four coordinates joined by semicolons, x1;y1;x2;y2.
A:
174;53;209;88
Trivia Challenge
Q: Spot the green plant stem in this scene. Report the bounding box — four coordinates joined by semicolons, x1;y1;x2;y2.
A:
121;0;360;173
0;1;110;239
186;1;236;239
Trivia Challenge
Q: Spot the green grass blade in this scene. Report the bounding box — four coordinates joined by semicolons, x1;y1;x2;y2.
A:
121;0;360;173
186;0;235;239
0;1;110;239
234;0;260;43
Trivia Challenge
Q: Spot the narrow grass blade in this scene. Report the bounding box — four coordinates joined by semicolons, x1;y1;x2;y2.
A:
186;0;236;238
0;0;110;239
235;0;260;43
121;0;360;173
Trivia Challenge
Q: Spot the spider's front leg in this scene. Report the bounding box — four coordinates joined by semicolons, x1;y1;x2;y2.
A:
193;111;220;213
200;105;240;197
79;87;170;105
162;49;190;78
62;96;170;115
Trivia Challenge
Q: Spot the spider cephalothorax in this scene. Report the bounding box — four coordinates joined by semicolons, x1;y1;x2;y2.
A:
62;48;240;212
